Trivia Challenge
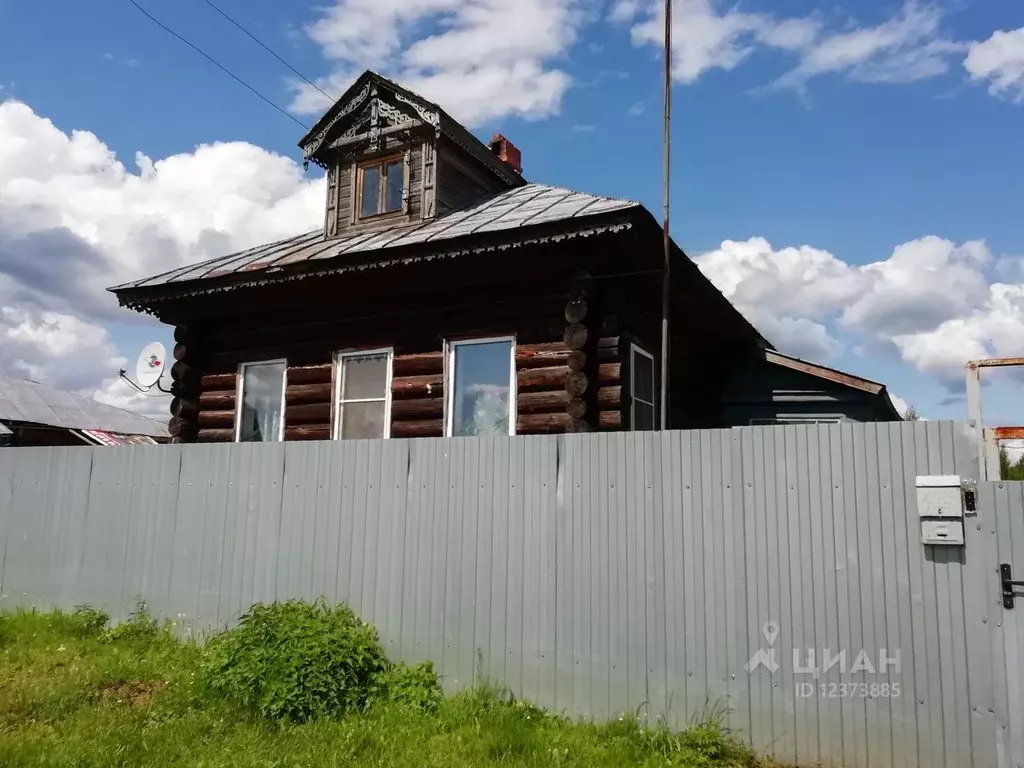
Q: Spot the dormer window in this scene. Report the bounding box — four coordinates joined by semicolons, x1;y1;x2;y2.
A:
358;155;404;218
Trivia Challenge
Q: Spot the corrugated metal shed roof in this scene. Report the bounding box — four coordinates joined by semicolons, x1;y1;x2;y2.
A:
0;372;168;437
78;429;159;446
111;183;640;292
765;349;885;394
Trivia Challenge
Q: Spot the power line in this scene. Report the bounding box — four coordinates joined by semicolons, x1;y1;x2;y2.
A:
126;0;309;130
202;0;335;103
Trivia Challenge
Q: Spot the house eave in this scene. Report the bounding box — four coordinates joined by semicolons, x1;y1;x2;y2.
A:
113;218;636;313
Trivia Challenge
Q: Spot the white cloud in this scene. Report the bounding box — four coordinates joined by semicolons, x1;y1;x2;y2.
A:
291;0;588;125
92;378;171;420
965;28;1024;102
891;283;1024;380
0;99;322;414
0;308;121;391
615;0;780;84
613;0;962;92
628;100;645;116
695;236;1024;385
773;2;962;90
694;236;864;358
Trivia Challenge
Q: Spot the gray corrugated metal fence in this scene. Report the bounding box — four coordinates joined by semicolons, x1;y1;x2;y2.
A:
1;422;1021;768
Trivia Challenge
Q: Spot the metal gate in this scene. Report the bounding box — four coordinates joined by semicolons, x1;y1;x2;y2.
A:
981;480;1024;768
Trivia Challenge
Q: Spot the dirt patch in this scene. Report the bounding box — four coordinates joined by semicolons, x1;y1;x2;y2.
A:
99;680;165;707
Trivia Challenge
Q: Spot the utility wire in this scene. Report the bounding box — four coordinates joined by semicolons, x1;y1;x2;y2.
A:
126;0;309;130
202;0;335;103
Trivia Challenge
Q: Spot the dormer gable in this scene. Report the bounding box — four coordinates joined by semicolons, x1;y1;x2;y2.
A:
298;71;527;239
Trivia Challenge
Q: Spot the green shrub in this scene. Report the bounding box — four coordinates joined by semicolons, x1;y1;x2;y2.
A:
201;599;390;723
103;603;158;643
68;606;110;637
373;660;443;710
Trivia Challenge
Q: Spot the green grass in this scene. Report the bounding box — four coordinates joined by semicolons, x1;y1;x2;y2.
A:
0;608;776;767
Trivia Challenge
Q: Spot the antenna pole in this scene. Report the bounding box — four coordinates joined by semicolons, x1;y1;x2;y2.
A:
659;0;672;430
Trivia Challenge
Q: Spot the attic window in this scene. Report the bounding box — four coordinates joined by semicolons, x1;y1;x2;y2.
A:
358;156;404;218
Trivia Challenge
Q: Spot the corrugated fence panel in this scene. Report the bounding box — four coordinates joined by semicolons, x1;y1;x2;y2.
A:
2;422;1021;768
984;480;1024;768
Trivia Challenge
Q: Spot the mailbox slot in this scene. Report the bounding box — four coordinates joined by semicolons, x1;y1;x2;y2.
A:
921;519;965;546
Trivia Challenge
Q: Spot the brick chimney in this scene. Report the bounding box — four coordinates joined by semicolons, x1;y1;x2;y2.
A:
489;133;522;175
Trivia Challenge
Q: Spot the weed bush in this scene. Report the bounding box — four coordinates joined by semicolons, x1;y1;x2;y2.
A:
103;603;158;643
201;599;394;722
68;606;110;637
373;660;443;710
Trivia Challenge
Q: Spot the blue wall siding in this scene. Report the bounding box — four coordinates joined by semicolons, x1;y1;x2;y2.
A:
720;361;886;425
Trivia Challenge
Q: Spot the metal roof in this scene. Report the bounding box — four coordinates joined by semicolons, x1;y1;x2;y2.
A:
0;371;168;437
78;429;159;446
764;349;903;421
110;183;640;293
765;349;885;394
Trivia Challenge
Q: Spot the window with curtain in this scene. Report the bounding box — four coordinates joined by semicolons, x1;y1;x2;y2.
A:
336;349;392;439
630;344;655;431
236;361;286;442
446;338;515;437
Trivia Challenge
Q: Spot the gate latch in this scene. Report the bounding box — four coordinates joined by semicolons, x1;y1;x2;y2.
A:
1000;563;1024;609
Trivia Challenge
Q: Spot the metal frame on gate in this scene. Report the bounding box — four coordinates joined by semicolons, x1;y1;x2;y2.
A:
965;357;1024;481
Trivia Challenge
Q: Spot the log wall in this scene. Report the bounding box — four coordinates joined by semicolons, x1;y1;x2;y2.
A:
176;271;629;444
187;331;626;444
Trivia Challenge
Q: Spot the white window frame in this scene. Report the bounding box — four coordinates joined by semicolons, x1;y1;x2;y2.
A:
234;359;288;443
444;336;517;437
332;347;394;440
630;343;656;431
749;415;846;426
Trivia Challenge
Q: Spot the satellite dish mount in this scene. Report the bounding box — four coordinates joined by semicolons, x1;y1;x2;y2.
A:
120;342;171;394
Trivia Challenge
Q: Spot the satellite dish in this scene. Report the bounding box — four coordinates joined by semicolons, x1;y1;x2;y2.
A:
136;342;167;388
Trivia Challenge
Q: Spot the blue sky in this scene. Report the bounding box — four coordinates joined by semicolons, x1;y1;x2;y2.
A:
0;0;1022;424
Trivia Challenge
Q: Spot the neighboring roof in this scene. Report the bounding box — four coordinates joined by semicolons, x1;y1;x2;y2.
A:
110;183;640;299
0;422;11;436
0;371;168;438
765;350;885;393
298;70;523;187
764;350;903;419
76;430;159;446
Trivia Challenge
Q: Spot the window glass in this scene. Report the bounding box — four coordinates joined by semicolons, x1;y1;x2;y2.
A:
360;165;381;217
238;362;285;442
384;160;404;212
450;340;513;436
339;401;386;439
337;351;390;440
341;354;389;400
633;402;655;431
631;346;655;432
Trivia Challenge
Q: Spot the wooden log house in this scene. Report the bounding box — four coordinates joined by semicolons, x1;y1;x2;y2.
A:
111;71;901;444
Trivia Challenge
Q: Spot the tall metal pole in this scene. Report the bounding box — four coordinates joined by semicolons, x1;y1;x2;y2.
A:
659;0;672;430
